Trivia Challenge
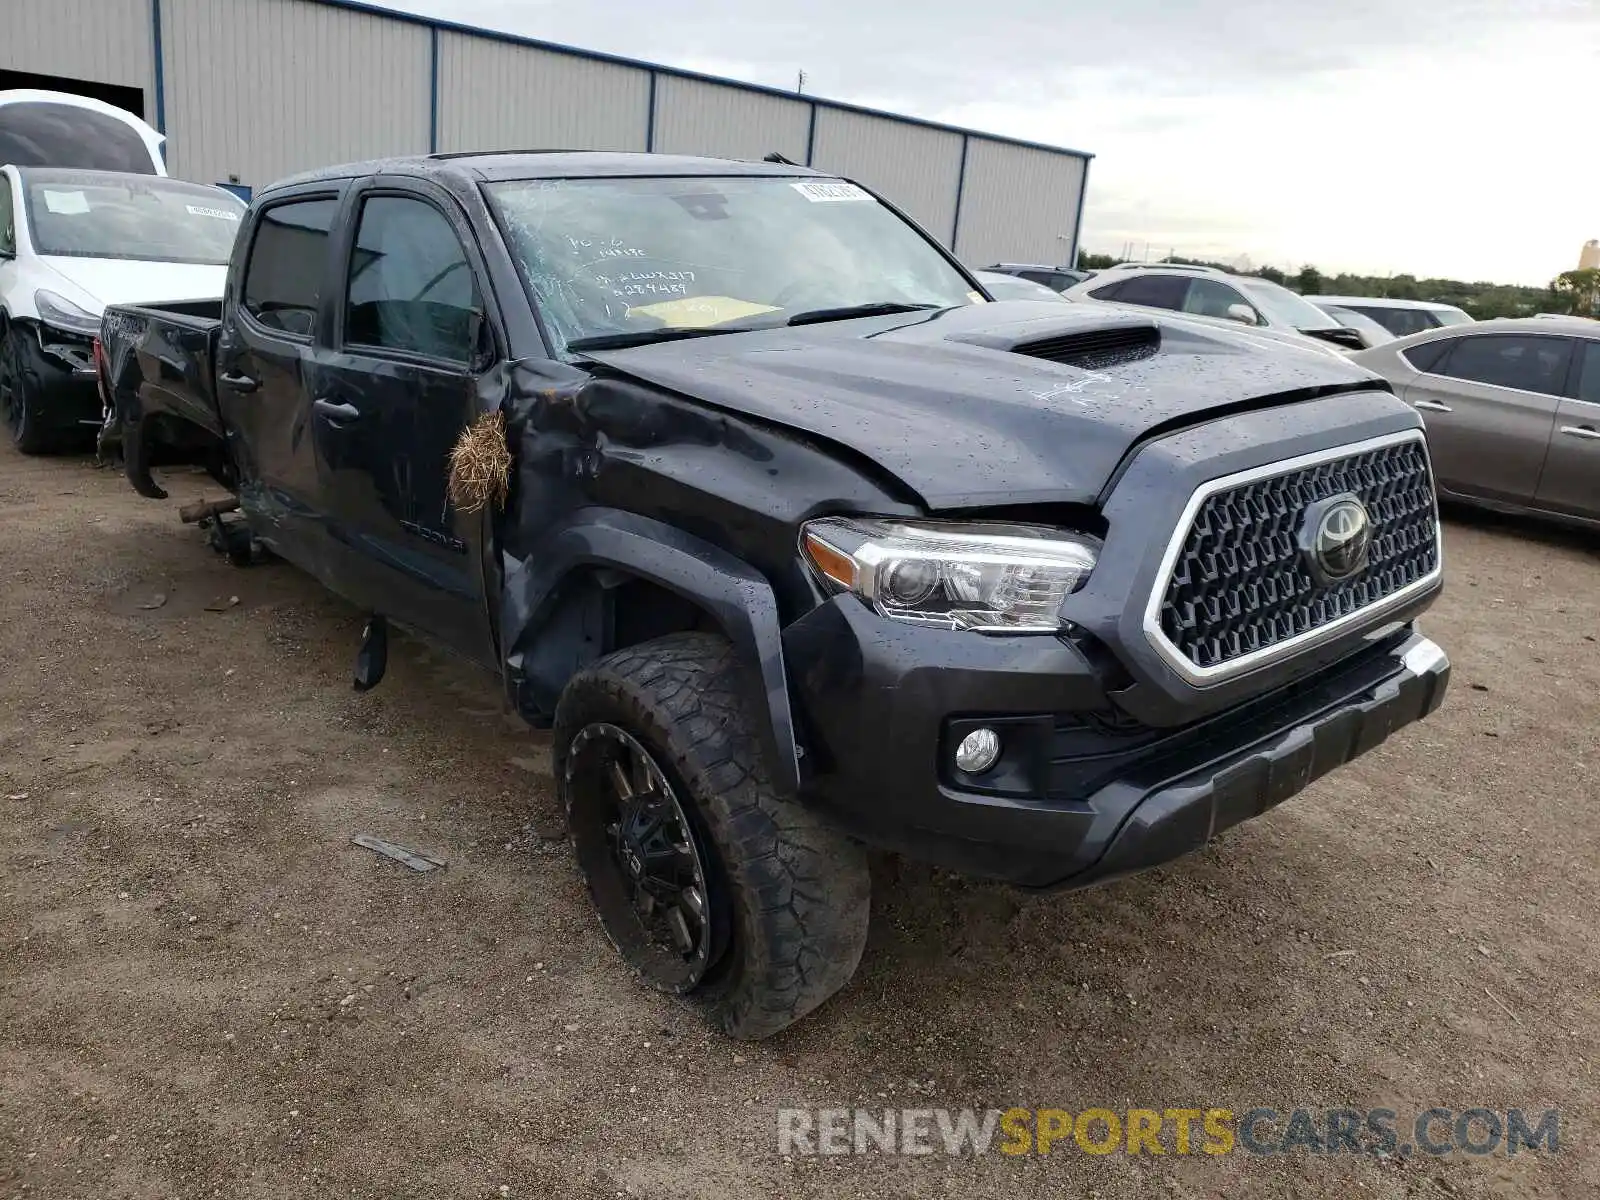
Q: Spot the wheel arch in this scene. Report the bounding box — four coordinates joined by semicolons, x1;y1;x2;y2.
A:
502;508;803;795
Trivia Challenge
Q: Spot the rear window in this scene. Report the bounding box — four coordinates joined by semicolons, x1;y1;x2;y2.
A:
242;198;339;338
0;102;158;173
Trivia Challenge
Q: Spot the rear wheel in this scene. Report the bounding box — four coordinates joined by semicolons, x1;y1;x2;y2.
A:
554;632;870;1039
0;323;56;455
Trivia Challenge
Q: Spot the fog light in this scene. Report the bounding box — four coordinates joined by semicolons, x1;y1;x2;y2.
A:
954;727;1002;774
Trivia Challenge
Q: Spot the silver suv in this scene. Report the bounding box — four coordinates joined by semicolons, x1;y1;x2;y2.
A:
1063;264;1367;352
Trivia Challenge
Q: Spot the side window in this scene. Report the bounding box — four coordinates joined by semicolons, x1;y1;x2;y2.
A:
242;198;339;338
1401;337;1454;374
345;196;479;363
1437;335;1572;397
0;178;13;255
1087;280;1124;300
1182;278;1256;322
1110;273;1188;310
1577;341;1600;405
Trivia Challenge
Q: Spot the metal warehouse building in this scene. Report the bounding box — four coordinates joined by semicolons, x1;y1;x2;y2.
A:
2;0;1091;267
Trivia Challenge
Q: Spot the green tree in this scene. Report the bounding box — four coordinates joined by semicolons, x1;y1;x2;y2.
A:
1296;265;1325;295
1552;268;1600;316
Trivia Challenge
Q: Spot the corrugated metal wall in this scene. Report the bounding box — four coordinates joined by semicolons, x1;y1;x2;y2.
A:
651;76;810;164
0;0;1089;263
809;109;965;244
0;0;154;94
160;0;429;185
955;138;1087;267
437;34;650;154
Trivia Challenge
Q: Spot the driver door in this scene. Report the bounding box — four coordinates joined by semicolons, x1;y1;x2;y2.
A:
309;182;499;666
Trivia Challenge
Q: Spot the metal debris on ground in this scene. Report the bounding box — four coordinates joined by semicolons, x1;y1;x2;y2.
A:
351;833;446;872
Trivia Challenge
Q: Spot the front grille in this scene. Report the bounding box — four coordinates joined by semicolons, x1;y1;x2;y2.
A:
1154;436;1439;676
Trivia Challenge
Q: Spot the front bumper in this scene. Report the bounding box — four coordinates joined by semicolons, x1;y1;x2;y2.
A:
785;597;1449;889
16;321;101;435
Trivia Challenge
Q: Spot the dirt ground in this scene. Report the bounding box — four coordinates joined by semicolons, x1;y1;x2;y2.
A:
1;441;1595;1200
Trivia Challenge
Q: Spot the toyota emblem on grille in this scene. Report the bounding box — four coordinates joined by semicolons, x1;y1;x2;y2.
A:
1298;493;1373;585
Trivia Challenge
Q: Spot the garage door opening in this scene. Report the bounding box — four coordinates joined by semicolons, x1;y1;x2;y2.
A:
0;68;145;120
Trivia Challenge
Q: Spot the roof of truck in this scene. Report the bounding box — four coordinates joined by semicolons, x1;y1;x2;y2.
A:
271;150;826;190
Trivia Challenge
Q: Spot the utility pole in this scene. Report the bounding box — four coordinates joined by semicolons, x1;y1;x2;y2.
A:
796;70;806;94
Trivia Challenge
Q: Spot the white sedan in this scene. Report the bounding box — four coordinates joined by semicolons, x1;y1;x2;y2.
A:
0;167;244;452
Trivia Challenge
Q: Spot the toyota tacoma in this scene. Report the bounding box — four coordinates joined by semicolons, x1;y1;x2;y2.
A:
100;151;1450;1039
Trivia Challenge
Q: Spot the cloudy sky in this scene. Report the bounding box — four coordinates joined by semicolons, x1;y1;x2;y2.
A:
378;0;1596;285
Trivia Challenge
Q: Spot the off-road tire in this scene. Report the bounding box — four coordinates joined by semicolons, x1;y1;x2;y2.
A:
554;632;871;1039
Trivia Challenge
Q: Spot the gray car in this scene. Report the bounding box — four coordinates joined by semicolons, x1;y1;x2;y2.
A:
1350;317;1599;528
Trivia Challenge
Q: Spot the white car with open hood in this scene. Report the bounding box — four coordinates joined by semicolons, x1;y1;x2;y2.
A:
0;166;244;452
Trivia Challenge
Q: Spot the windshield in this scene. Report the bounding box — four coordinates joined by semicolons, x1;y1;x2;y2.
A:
1433;307;1473;327
485;175;979;350
22;172;244;263
1237;277;1341;330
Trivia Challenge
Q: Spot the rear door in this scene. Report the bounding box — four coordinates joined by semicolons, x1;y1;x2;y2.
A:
217;188;343;582
1401;332;1571;505
1533;338;1600;521
311;181;497;664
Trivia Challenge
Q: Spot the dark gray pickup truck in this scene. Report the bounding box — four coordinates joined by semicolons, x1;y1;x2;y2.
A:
100;151;1450;1038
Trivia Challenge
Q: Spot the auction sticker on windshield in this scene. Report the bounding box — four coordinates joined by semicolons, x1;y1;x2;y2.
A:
791;181;872;203
186;205;241;220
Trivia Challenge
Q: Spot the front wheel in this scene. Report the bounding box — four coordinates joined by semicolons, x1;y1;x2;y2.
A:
0;323;55;455
554;632;871;1039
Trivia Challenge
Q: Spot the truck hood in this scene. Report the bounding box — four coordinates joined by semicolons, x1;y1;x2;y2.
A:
36;256;229;313
582;302;1383;509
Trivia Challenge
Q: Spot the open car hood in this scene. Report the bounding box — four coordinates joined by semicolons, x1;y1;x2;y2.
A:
582;302;1384;510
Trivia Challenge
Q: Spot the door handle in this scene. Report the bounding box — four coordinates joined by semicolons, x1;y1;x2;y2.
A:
313;398;362;423
219;370;259;394
1559;425;1600;441
1414;399;1453;413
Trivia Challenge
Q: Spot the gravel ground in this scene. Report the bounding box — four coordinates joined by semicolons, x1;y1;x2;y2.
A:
1;442;1595;1199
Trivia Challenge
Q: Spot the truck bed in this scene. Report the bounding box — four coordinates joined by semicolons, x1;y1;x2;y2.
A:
100;300;226;496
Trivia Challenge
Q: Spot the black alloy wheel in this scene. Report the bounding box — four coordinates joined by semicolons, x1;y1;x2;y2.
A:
565;721;727;992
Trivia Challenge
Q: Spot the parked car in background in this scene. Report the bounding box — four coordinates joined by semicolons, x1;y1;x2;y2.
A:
1307;296;1473;339
103;150;1448;1039
987;262;1091;292
1350;317;1599;528
1062;263;1362;354
0;166;245;451
1320;304;1397;348
0;90;166;175
974;269;1070;303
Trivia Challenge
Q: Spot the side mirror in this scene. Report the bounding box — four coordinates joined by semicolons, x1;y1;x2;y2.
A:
1225;303;1258;325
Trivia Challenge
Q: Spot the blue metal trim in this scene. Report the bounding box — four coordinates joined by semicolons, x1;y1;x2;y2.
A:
428;26;440;152
645;71;657;152
311;0;1094;163
949;134;969;252
1068;156;1091;268
804;103;817;166
150;0;167;135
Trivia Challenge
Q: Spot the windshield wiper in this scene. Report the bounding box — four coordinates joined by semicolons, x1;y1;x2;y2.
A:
564;325;755;353
785;301;941;327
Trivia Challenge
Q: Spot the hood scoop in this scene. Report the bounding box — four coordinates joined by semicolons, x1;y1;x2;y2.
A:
1011;323;1161;370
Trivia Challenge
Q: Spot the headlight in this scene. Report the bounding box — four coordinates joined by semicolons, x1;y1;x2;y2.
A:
35;289;103;337
801;517;1098;632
